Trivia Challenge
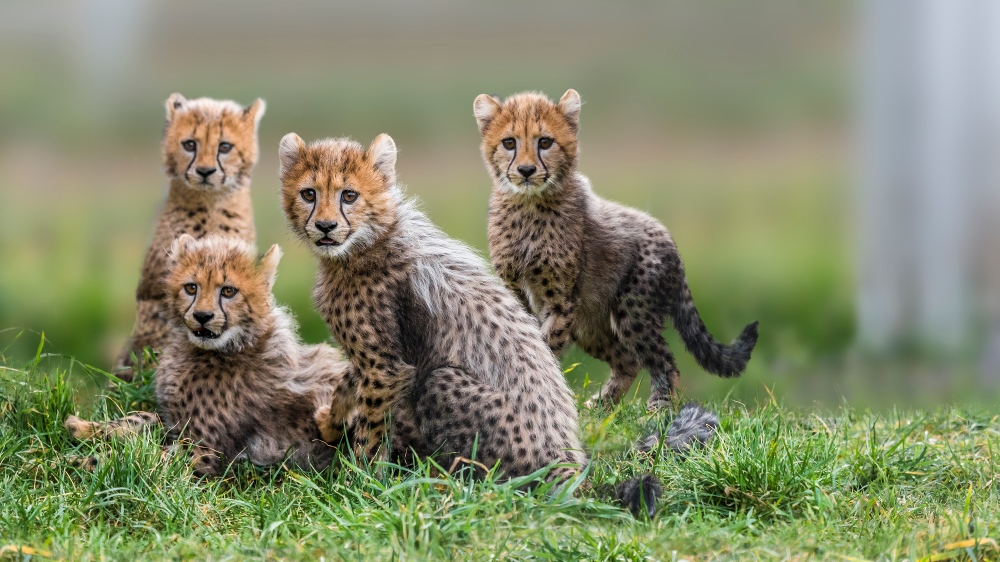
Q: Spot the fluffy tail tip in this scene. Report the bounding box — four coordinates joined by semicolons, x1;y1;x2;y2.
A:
727;320;760;375
614;473;662;519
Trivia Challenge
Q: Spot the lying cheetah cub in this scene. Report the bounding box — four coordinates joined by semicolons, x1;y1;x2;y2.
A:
68;234;355;475
279;133;586;479
474;90;759;410
115;94;264;380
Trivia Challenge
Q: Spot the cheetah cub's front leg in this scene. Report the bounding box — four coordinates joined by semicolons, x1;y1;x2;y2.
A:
540;291;578;356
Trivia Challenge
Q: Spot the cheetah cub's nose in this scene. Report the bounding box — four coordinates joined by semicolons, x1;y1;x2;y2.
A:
315;220;337;234
195;167;217;179
193;311;215;325
517;164;536;178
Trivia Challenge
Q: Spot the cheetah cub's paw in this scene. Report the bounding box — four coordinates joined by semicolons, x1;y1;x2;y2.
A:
64;415;97;440
315;404;357;444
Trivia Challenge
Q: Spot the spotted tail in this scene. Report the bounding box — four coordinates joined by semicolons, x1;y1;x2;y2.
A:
664;247;758;377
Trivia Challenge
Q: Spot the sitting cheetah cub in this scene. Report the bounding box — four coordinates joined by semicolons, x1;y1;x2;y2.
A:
474;90;759;410
115;94;264;381
279;133;586;479
68;234;356;475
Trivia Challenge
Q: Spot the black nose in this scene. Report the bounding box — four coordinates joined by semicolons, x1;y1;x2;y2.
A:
517;164;537;178
195;167;217;178
315;220;337;234
193;311;214;325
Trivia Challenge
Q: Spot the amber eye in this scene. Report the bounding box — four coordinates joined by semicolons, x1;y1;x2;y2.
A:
301;188;316;202
538;137;553;150
220;286;238;299
181;140;197;152
218;142;233;154
183;283;197;295
502;138;516;150
342;189;358;204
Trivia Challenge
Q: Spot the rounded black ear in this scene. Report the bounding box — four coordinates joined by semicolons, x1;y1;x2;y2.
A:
473;94;502;133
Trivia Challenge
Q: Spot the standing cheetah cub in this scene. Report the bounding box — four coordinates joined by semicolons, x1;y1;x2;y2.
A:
68;234;356;475
115;94;264;380
474;90;759;410
279;133;586;479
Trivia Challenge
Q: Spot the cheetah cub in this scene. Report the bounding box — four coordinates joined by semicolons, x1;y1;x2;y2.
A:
279;133;586;479
474;90;759;410
68;234;356;475
115;94;264;380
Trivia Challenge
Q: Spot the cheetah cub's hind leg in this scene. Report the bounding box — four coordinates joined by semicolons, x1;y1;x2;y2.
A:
64;411;162;441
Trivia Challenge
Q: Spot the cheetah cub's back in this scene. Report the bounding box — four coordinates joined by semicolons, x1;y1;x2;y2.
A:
474;89;758;410
115;94;264;380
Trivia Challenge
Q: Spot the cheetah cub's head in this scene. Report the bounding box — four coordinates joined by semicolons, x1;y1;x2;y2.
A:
473;89;581;196
162;93;266;192
278;133;398;259
167;234;281;352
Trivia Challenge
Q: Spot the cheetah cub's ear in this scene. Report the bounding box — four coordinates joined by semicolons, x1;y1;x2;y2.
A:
473;94;502;133
169;233;198;259
558;89;582;131
278;133;305;180
366;133;397;187
259;244;282;292
165;93;187;121
243;98;267;128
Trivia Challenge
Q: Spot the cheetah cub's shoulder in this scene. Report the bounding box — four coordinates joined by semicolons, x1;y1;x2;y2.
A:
70;234;355;476
474;90;758;410
115;94;264;380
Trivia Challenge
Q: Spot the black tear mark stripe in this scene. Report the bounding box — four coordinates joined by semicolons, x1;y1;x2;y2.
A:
339;191;353;240
505;143;517;178
184;289;197;318
305;192;317;234
184;125;198;179
216;123;228;185
536;140;549;183
218;281;229;334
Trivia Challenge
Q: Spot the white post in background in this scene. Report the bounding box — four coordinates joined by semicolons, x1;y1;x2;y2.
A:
74;0;148;109
858;0;1000;362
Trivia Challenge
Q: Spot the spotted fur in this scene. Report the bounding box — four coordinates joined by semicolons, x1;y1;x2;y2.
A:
474;90;759;410
279;133;586;479
115;94;265;380
70;235;355;475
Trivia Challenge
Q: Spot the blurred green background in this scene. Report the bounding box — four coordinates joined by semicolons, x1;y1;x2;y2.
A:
0;1;877;405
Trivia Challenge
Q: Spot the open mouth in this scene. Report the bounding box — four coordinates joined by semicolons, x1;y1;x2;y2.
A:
316;237;341;246
191;328;219;339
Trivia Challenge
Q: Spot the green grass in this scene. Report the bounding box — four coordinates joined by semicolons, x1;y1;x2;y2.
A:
2;335;997;561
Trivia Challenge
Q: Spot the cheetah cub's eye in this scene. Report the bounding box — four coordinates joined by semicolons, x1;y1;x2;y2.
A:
220;286;238;299
181;140;197;152
301;188;316;203
502;138;516;150
218;142;233;154
342;189;358;204
183;283;197;295
538;137;553;150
